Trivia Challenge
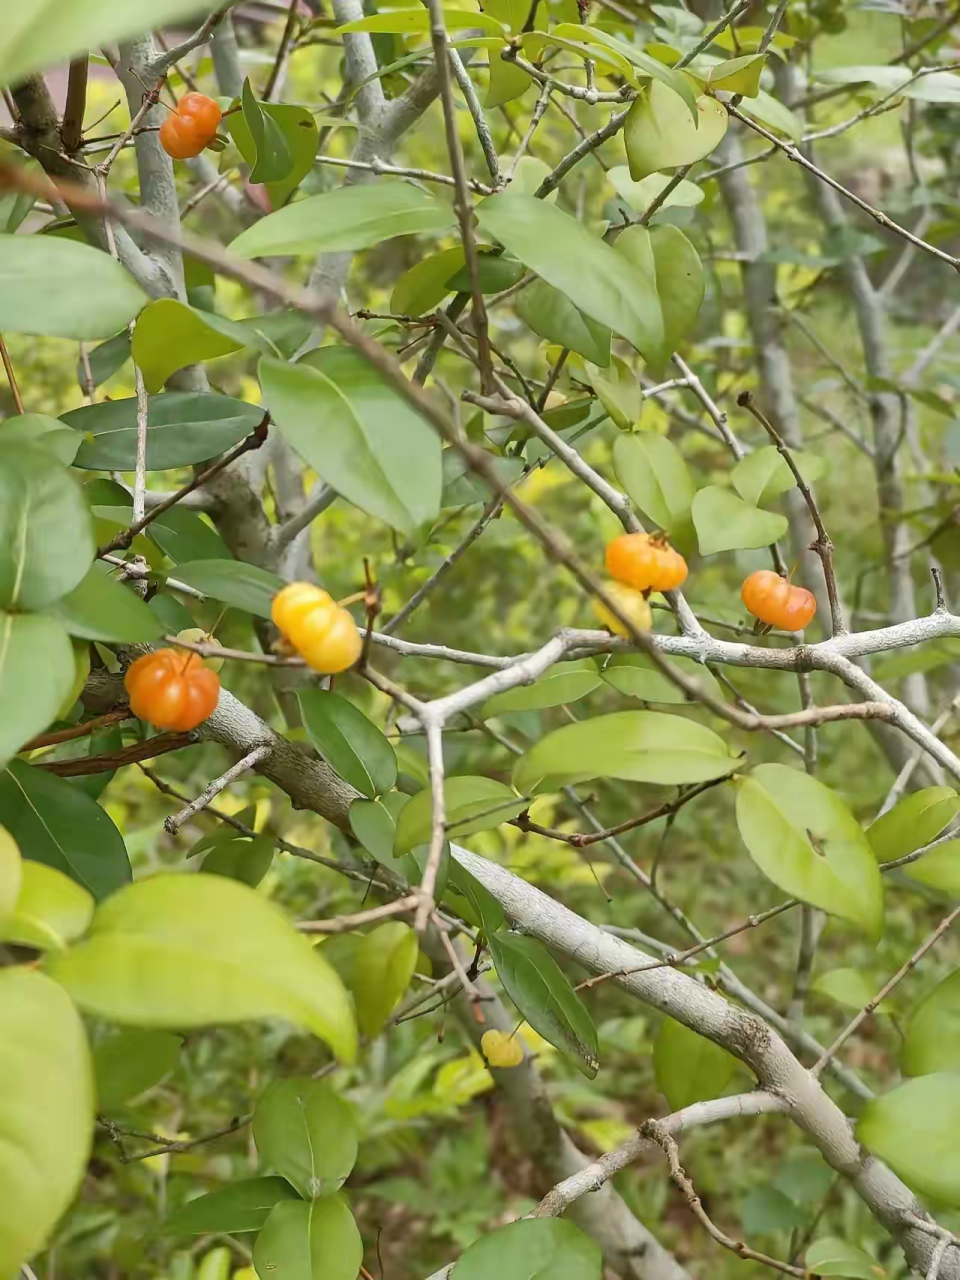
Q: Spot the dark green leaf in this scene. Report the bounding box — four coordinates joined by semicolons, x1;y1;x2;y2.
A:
0;760;131;900
76;330;130;389
166;1177;300;1236
171;559;283;618
0;233;146;339
0;443;94;610
202;835;274;887
261;349;442;536
653;1015;735;1109
445;858;506;935
240;78;295;183
741;1187;806;1236
253;1078;358;1199
146;506;232;564
446;251;525;294
94;1029;181;1110
488;931;599;1076
582;354;640;429
615;224;704;370
349;793;409;864
515;279;611;366
63;393;264;471
298;690;397;798
47;562;164;643
391;248;465;316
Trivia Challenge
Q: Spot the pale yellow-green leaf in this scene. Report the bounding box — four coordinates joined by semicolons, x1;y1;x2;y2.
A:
2;859;94;951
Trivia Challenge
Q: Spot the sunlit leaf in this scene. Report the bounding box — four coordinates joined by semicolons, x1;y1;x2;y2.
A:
131;299;249;394
451;1218;601;1280
858;1074;960;1206
1;859;93;951
395;776;526;853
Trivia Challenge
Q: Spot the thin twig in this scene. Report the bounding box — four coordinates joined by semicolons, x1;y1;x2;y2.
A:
298;895;419;934
738;390;845;636
163;745;271;835
812;901;960;1077
36;733;196;775
0;332;24;413
23;710;131;751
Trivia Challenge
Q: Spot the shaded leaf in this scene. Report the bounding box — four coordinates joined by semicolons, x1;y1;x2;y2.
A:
866;787;960;863
515;279;612;367
902;970;960;1076
609;167;704;214
582;354;640;429
202;835;275;888
601;653;723;705
812;968;884;1012
488;931;599;1076
481;658;601;717
624;82;727;180
858;1073;960;1205
0;612;75;770
395;777;526;853
253;1196;363;1280
615;224;704;369
805;1237;885;1279
451;1212;600;1280
48;562;164;643
298;690;397;799
0;760;131;900
654;1015;736;1110
0;412;81;465
166;1177;300;1236
94;1029;181;1110
354;921;420;1036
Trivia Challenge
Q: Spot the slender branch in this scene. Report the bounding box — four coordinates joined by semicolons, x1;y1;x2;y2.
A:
314;152;495;193
61;57;88;153
36;733;196;775
448;49;501;187
146;7;233;77
533;104;630;198
417;720;446;932
23;710;131;751
263;0;300;100
0;332;24;413
163;745;271;835
297;895;419;934
676;0;756;67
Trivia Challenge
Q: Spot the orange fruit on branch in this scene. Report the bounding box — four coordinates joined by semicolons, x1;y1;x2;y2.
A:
159;92;223;159
125;648;221;731
741;570;816;631
605;532;687;593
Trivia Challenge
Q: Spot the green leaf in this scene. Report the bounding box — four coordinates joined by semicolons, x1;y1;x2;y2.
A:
0;442;94;609
477;194;663;359
0;968;93;1279
391;248;465;316
486;15;534;106
63;392;264;471
444;858;506;935
451;1213;601;1280
202;835;275;888
741;1187;806;1236
166;1177;300;1236
171;559;283;618
446;250;525;295
0;0;246;88
349;794;408;863
0;824;20;929
0;612;75;770
261;349;442;536
93;1029;181;1110
253;1078;359;1199
653;1015;736;1109
902;971;960;1076
355;921;420;1036
612;432;695;533
737;89;803;143
0;760;131;900
732;446;794;507
46;874;357;1060
513;711;740;795
582;354;641;429
707;53;765;96
298;690;397;799
146;506;232;564
488;931;599;1076
900;839;960;896
77;329;131;389
866;787;960;862
805;1237;886;1279
615;224;704;369
395;776;527;853
48;562;164;643
253;1196;363;1280
874;640;960;683
0;412;81;465
692;486;788;555
812;968;882;1012
858;1074;960;1206
232;102;319;208
240;78;295;183
1;859;94;951
624;82;727;180
0;233;145;339
735;765;883;939
600;653;724;705
230;181;456;258
609;167;704;214
482;659;601;717
514;279;612;367
131;299;248;394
